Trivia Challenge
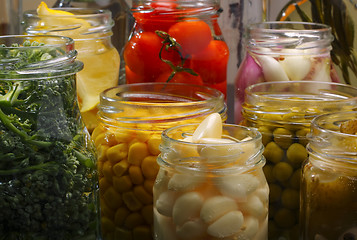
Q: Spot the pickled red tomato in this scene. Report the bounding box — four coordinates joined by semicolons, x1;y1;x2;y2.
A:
191;40;229;84
155;71;204;85
124;32;171;76
168;19;212;55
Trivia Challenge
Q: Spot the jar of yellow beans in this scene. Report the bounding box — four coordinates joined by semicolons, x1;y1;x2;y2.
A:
92;83;226;240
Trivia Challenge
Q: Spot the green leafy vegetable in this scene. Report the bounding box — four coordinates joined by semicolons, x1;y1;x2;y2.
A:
0;41;99;239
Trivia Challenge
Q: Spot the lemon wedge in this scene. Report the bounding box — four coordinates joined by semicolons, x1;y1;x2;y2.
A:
37;2;73;16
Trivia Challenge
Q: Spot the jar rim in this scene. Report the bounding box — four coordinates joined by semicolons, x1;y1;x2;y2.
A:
159;123;264;174
98;82;226;125
0;35;83;79
24;8;112;19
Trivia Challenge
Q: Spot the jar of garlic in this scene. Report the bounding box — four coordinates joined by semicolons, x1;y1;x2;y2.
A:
92;83;226;240
154;113;268;239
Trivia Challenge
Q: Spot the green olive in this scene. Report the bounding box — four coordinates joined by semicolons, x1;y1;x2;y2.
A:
273;128;293;149
263;164;276;183
287;143;308;168
295;128;310;146
269;183;282;203
289;169;301;190
272;162;293;183
274;208;296;229
263;141;284;164
281;188;300;210
257;125;273;146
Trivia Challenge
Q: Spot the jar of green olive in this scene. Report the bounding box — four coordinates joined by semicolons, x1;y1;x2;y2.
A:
301;111;357;240
241;81;357;240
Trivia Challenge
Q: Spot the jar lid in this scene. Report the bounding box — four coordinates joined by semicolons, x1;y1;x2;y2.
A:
0;35;83;80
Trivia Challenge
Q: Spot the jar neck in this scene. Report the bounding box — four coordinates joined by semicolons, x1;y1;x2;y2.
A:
246;21;333;56
158;123;265;174
97;83;226;130
307;111;357;171
242;81;357;126
23;8;114;41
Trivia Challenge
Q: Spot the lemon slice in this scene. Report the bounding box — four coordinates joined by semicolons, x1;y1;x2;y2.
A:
37;2;74;16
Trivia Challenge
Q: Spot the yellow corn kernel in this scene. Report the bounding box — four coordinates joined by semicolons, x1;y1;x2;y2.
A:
99;177;111;195
113;175;133;193
128;142;149;166
114;207;130;226
106;143;128;164
124;212;145;229
114;227;133;240
102;160;114;182
91;125;105;142
141;156;159;179
100;199;115;220
141;204;153;225
147;134;161;155
102;186;122;210
143;179;155;195
128;138;140;148
95;132;116;148
97;145;109;162
113;160;129;176
133;185;153;205
101;216;116;235
98;161;104;178
133;226;152;240
122;191;143;211
129;166;144;185
114;129;133;143
136;130;151;142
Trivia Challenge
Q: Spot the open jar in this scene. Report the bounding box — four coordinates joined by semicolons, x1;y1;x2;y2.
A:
241;81;357;240
123;0;229;97
301;111;357;239
23;5;120;133
154;123;268;239
0;35;100;239
92;83;226;240
234;21;336;123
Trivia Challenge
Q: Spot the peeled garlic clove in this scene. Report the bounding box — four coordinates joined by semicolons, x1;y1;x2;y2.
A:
236;216;259;239
311;59;331;82
192;113;222;142
172;192;204;226
256;55;290;82
154;209;178;240
176;219;206;239
168;173;204;191
156;191;177;217
279;56;311;80
240;195;265;218
200;196;238;223
207;211;244;238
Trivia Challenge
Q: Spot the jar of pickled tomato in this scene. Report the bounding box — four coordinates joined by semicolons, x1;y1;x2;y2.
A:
123;0;229;97
235;21;337;123
301;111;357;240
92;83;226;240
154;120;268;239
23;2;120;133
241;81;357;240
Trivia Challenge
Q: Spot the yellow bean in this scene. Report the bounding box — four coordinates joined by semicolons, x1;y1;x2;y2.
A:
128;142;149;165
101;217;116;235
114;207;130;226
136;131;151;143
141;204;153;225
102;160;114;182
103;186;122;210
122;191;143;211
147;134;161;155
143;179;155;195
129;166;144;185
113;175;133;193
99;177;111;195
141;156;159;179
101;199;115;220
133;185;153;205
95;132;117;148
107;143;128;164
113;160;130;176
91;125;105;142
114;130;133;143
124;212;145;229
97;145;109;162
133;226;152;240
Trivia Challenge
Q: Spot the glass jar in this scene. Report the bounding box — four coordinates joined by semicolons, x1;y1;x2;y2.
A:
92;83;226;240
234;21;336;123
123;0;229;97
154;123;268;239
241;81;357;240
23;7;120;133
301;111;357;239
0;35;100;239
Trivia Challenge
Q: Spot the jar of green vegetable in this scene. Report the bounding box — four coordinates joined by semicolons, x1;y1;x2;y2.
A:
241;81;357;240
0;35;101;239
